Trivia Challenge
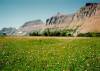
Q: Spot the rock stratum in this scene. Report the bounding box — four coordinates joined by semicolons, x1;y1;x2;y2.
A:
0;3;100;36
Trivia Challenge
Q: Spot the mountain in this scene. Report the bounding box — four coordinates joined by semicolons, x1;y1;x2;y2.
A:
0;27;17;36
1;3;100;36
45;3;100;36
69;3;100;35
15;19;45;35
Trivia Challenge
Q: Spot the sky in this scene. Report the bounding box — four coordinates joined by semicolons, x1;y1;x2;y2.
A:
0;0;100;29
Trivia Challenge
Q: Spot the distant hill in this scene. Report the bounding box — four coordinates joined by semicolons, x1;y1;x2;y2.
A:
15;19;45;35
0;27;17;36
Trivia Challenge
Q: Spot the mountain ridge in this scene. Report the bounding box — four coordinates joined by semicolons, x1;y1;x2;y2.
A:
0;3;100;36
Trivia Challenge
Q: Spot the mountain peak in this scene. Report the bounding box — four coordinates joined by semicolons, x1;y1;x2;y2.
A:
85;3;98;6
22;19;43;27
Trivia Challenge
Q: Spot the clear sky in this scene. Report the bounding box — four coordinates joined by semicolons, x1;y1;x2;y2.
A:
0;0;100;29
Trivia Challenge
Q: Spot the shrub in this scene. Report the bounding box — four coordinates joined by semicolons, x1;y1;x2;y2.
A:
0;33;7;37
43;29;50;36
77;32;100;37
29;31;39;36
29;29;75;36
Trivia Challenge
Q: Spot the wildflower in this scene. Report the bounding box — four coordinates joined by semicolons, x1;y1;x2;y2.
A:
63;47;65;48
87;63;90;67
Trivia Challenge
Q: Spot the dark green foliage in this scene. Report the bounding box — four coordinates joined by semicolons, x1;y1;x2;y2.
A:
30;29;74;36
29;31;39;36
29;30;100;37
78;32;100;37
2;33;7;36
43;29;51;36
0;33;7;37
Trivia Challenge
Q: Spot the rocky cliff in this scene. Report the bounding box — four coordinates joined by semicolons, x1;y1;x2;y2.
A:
69;3;100;35
45;3;100;36
45;12;74;29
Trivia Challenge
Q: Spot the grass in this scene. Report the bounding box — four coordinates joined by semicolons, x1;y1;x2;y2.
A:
0;37;100;71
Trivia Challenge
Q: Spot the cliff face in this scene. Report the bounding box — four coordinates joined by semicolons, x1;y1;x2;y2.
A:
76;3;98;19
46;13;69;25
70;3;100;35
45;3;100;35
45;13;74;29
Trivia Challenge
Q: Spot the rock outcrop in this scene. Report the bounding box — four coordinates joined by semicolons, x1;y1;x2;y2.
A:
45;12;74;29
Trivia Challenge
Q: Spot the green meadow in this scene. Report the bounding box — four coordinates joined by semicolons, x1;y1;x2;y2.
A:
0;37;100;71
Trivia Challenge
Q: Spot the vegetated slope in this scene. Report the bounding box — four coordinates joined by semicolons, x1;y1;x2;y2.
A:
0;37;99;71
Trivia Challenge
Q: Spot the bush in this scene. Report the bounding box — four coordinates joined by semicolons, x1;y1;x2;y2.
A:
29;29;75;36
29;31;39;36
77;32;100;37
43;29;50;36
0;33;7;37
77;33;92;37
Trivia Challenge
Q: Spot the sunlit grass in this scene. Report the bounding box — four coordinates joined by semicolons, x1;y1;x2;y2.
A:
0;37;100;71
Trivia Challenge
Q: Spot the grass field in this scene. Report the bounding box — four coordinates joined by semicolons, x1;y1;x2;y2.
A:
0;37;100;71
